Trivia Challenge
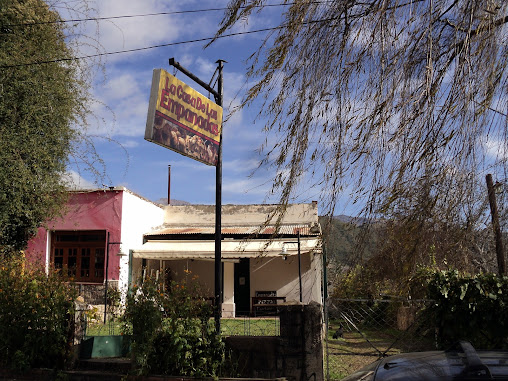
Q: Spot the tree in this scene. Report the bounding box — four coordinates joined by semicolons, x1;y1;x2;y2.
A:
0;0;97;252
213;1;508;268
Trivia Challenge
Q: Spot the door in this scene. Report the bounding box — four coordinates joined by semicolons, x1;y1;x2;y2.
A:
234;258;250;315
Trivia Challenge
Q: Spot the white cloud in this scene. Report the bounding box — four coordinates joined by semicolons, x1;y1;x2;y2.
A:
63;170;96;190
92;1;183;62
222;178;272;196
223;158;260;173
485;136;508;161
101;73;141;101
196;57;217;78
119;140;139;148
87;68;153;137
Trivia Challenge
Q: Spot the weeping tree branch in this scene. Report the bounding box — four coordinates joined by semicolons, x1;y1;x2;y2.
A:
211;0;508;273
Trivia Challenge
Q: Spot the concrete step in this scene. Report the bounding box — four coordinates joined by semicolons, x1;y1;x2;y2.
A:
75;357;132;373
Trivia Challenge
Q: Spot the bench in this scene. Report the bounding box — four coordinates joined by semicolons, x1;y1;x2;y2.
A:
251;293;286;316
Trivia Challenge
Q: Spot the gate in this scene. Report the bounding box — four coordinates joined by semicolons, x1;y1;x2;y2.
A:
324;298;435;380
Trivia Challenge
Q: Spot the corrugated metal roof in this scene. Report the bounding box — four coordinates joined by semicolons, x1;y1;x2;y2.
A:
132;238;322;259
146;224;320;237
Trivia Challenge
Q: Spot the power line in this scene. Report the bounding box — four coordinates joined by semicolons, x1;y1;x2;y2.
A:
4;7;228;27
3;1;332;28
0;18;337;69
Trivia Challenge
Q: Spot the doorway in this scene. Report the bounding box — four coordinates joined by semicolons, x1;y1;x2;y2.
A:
234;258;250;315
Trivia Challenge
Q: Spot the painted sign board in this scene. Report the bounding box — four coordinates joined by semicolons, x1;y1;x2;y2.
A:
145;69;223;166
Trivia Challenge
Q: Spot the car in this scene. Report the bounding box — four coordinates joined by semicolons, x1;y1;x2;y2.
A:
341;341;508;380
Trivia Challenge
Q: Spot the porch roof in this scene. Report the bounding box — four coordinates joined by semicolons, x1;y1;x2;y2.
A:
145;223;321;237
131;237;321;260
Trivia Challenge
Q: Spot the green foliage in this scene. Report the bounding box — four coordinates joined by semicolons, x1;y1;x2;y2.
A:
332;265;379;299
0;255;77;371
123;272;225;377
425;269;508;349
0;0;94;251
327;215;496;299
106;286;122;319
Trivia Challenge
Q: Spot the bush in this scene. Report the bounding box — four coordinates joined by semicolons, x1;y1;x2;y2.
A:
0;254;77;371
122;272;225;377
425;269;508;349
106;286;122;319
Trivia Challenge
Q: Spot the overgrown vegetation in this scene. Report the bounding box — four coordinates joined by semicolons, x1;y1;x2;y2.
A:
326;215;502;300
0;255;77;371
122;272;225;377
331;266;508;348
425;269;508;349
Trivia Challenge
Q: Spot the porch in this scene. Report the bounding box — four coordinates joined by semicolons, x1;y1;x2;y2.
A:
130;203;322;318
130;245;321;317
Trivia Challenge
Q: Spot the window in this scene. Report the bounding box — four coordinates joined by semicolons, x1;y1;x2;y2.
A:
51;231;107;283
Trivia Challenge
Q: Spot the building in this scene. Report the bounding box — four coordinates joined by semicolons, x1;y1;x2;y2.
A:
26;187;164;303
26;188;322;317
132;202;322;317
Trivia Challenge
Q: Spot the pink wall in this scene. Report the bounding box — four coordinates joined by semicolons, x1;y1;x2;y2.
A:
26;190;124;282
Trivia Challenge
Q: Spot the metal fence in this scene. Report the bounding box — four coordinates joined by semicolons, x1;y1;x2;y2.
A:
80;312;281;338
221;316;281;336
324;298;436;380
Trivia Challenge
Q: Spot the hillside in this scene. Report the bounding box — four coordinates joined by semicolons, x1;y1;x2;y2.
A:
320;216;381;265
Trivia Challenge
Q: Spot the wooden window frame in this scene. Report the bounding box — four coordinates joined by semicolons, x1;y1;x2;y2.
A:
51;230;107;283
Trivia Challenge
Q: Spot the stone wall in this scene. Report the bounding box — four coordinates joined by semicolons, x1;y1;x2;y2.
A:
73;281;119;305
225;302;324;381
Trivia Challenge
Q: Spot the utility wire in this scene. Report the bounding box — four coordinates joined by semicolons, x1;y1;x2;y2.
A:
0;17;337;69
3;1;333;28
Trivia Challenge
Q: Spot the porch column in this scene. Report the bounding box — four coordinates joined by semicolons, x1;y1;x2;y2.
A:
222;262;235;318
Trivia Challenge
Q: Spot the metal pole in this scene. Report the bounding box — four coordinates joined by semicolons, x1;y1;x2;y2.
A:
214;60;225;334
168;57;225;333
169;58;220;99
167;165;171;205
104;232;110;324
298;230;302;303
486;174;506;276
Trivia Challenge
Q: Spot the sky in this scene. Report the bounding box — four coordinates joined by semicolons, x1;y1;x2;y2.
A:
55;0;507;216
60;0;309;206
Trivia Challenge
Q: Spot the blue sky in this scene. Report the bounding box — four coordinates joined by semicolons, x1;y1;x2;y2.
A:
63;0;308;206
59;0;507;215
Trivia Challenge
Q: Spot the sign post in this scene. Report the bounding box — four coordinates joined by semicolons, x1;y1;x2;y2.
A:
214;60;224;334
145;58;225;333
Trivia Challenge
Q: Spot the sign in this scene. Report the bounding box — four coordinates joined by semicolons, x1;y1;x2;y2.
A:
145;69;223;166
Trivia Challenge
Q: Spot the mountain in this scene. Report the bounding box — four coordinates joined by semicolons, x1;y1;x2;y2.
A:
155;198;191;206
320;216;381;264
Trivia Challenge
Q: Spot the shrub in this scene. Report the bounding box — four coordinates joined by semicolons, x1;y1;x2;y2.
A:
122;272;225;377
425;269;508;349
106;286;122;319
0;254;77;371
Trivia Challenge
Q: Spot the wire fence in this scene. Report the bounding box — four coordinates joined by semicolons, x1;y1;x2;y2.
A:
324;298;436;380
79;313;281;338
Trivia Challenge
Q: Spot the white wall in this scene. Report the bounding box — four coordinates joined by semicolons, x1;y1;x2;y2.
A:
163;202;319;226
250;252;322;304
119;189;164;297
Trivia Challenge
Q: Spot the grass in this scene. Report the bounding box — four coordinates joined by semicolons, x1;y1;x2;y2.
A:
325;320;436;380
325;329;394;379
221;317;280;336
85;320;124;336
85;317;280;337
